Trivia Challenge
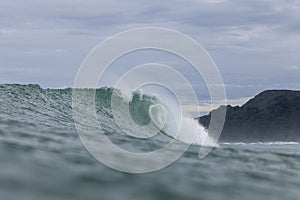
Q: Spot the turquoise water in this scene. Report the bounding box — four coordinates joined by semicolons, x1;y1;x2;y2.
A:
0;84;300;200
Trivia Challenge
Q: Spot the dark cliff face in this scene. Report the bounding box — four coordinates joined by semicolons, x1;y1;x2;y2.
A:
198;90;300;143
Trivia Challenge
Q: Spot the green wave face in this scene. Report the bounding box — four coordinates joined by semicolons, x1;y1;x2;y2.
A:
0;84;171;139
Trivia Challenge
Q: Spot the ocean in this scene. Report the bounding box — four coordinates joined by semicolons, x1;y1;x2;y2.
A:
0;84;300;200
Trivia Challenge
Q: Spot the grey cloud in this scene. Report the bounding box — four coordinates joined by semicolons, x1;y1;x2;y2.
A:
0;0;299;96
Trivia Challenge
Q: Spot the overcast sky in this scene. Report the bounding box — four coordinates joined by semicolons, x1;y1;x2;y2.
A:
0;0;299;100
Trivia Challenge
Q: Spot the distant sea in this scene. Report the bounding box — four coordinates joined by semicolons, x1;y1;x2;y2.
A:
1;84;299;200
